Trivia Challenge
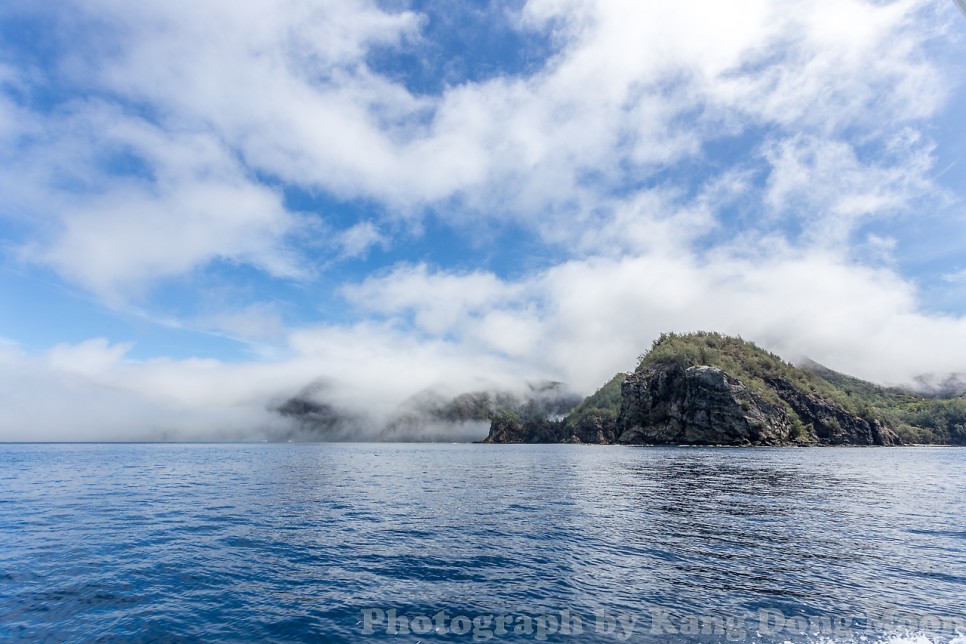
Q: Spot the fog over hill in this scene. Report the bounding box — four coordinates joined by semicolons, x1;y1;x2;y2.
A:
1;1;966;441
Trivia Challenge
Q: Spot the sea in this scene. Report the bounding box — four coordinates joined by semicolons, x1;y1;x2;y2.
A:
1;443;964;643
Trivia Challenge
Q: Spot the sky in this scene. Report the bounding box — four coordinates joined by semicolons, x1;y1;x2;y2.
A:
1;0;966;441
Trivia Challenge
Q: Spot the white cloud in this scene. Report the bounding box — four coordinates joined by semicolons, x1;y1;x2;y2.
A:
0;0;964;439
36;177;299;300
0;337;21;365
344;263;530;335
14;0;947;223
0;358;292;442
342;245;966;392
0;321;550;441
2;102;304;300
763;132;937;244
204;303;287;345
45;338;133;377
79;0;431;198
339;221;387;259
1;0;954;297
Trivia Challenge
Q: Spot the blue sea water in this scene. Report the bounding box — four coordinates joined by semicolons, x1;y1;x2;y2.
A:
1;444;965;643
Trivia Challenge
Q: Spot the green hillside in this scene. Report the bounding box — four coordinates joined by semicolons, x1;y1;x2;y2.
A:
639;332;966;445
563;372;626;431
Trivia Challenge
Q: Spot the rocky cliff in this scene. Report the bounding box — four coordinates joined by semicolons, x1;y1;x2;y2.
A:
616;362;790;445
616;360;897;446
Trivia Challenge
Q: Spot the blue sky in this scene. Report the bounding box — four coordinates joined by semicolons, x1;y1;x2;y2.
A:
1;0;965;440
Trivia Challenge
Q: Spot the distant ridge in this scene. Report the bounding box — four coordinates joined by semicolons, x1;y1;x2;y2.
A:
275;380;581;442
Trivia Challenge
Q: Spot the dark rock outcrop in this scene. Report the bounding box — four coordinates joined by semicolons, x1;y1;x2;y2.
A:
480;414;619;444
765;376;898;446
617;362;792;445
567;416;620;444
482;415;565;443
616;361;898;446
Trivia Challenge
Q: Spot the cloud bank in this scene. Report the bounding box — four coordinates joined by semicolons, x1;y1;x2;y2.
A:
0;0;964;439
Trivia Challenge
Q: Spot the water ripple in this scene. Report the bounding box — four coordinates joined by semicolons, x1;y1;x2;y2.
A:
0;444;964;642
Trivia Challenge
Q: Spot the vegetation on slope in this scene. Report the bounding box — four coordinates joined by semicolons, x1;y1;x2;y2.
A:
639;332;843;408
638;332;966;445
563;372;626;431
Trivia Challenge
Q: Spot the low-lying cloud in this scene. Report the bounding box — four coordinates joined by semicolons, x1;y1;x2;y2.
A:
3;239;965;442
0;0;964;440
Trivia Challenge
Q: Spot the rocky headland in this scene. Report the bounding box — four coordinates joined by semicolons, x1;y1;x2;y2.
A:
483;332;965;446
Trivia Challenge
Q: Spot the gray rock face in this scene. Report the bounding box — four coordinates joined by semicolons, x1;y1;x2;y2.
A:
567;417;619;444
481;415;619;444
617;362;791;445
615;361;898;446
765;376;898;446
482;415;563;443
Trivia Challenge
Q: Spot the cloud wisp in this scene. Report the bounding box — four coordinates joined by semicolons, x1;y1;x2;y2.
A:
0;0;964;439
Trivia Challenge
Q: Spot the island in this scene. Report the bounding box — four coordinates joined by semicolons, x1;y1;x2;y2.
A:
483;332;966;446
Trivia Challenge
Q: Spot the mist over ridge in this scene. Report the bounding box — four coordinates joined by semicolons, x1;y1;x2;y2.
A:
1;1;966;440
